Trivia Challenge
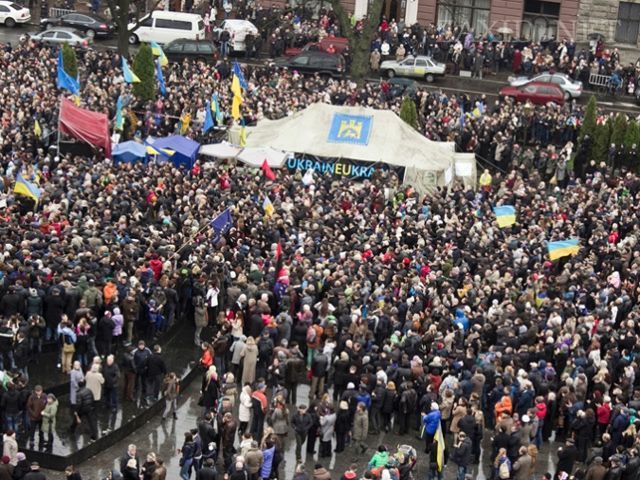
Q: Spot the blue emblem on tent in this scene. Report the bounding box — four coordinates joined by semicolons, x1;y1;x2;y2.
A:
327;114;372;145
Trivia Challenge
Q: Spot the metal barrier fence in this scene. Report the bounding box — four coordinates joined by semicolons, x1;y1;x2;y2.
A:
48;7;74;18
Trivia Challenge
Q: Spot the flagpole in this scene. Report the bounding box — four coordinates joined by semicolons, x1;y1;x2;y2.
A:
56;103;61;159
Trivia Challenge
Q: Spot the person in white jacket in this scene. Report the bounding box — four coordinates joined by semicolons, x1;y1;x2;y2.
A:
238;384;253;438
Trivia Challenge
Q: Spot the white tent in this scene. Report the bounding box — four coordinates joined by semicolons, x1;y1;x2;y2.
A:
199;141;242;159
236;147;288;168
243;103;455;191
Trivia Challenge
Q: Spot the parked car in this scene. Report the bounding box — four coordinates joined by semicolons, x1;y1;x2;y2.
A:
499;82;565;106
212;19;258;53
163;39;217;63
507;72;582;100
41;12;114;38
0;0;30;27
274;51;345;78
128;11;205;45
368;77;418;98
380;55;446;82
284;36;349;57
30;27;92;47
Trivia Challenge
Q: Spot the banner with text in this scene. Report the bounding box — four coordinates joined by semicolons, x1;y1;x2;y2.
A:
286;154;405;182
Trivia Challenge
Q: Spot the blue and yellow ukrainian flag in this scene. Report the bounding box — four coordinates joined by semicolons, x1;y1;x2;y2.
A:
122;57;140;84
150;41;168;67
493;205;516;228
231;74;243;121
263;196;274;217
14;172;41;204
547;238;580;260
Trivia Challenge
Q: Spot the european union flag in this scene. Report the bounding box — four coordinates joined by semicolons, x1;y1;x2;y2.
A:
57;49;80;95
232;62;248;91
156;58;166;96
203;101;214;133
210;209;233;242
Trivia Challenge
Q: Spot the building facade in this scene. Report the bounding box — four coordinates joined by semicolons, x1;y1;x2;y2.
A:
343;0;580;41
576;0;640;46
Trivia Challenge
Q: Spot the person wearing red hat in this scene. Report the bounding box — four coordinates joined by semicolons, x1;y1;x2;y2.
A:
341;465;357;480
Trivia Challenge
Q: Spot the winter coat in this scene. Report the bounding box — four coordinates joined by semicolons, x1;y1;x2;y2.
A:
353;410;369;441
556;443;578;476
245;447;263;474
239;388;253;423
271;406;289;435
423;410;441;435
261;446;275;479
512;453;532;480
2;435;17;465
292;412;313;436
41;399;58;435
452;437;472;467
241;340;258;385
69;369;85;405
320;412;336;442
86;371;105;401
163;376;179;401
449;405;466;433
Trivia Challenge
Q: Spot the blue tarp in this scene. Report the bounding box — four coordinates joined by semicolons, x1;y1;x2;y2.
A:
112;141;147;163
150;135;200;169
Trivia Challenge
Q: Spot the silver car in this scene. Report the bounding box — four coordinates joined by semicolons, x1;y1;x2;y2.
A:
380;55;446;83
508;72;583;99
30;27;92;47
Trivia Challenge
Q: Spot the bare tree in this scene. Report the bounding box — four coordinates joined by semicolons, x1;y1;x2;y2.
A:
328;0;384;82
106;0;161;56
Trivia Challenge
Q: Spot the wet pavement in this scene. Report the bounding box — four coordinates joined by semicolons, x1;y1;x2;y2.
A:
23;323;201;456
40;379;565;480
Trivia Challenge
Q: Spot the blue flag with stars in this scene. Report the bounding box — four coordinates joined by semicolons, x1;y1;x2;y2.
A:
203;101;214;133
210;209;233;242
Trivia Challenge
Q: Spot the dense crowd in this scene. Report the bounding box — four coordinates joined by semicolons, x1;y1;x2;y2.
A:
1;17;640;480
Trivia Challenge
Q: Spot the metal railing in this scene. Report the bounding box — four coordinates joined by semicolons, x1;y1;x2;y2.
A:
48;7;74;18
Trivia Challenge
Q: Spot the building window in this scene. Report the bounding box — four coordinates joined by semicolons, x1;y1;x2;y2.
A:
436;0;490;34
616;2;640;44
521;0;560;42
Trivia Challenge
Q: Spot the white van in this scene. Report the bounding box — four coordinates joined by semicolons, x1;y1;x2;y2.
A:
128;11;205;45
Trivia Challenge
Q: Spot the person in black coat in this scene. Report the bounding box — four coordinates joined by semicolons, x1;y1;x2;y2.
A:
451;432;472;477
71;381;98;441
555;438;578;479
144;345;167;405
103;354;120;412
334;401;351;453
43;288;65;341
332;352;350;401
381;382;398;432
97;312;115;357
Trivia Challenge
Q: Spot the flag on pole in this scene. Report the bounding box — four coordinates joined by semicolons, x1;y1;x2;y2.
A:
435;423;445;472
493;205;516;228
34;119;42;138
203;101;214;133
231;75;243;121
547;239;580;261
261;159;276;181
459;102;465;130
122;57;140;84
262;196;274;216
156;58;166;96
14;171;42;204
57;49;80;95
233;62;249;90
212;94;223;125
115;95;125;131
210;209;233;242
150;41;169;67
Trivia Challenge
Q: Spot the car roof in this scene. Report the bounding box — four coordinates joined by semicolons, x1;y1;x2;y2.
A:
63;12;107;20
150;10;202;19
223;19;255;25
167;38;209;44
38;27;83;35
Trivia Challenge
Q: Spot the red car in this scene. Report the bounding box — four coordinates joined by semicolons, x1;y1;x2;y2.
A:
499;82;565;106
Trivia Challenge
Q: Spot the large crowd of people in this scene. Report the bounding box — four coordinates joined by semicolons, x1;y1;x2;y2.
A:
0;4;640;479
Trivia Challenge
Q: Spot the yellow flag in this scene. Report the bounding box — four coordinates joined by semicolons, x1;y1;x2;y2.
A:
34;120;42;138
180;112;191;135
239;125;247;147
263;196;274;217
231;95;242;121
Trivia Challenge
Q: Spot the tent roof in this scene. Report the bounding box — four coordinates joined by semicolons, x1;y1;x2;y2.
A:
244;103;452;171
59;97;111;157
112;140;146;161
151;135;200;160
236;147;287;168
199;141;243;159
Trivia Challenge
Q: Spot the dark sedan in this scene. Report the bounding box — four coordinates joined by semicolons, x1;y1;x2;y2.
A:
163;39;218;63
41;12;114;38
274;51;345;78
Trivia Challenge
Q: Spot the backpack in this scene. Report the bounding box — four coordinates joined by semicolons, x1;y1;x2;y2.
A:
499;461;510;479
